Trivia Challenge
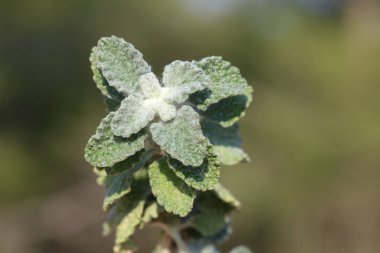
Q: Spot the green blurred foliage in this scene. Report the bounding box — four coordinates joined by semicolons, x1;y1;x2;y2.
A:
0;0;379;253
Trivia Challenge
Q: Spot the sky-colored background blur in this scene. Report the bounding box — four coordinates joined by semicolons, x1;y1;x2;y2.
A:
1;0;380;253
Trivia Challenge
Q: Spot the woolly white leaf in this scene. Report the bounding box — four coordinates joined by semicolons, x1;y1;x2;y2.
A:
111;93;156;138
162;60;208;104
84;112;146;167
148;159;196;217
138;72;161;98
94;36;151;95
150;105;208;167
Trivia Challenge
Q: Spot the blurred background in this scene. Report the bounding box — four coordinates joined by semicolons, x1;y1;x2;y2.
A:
1;0;380;252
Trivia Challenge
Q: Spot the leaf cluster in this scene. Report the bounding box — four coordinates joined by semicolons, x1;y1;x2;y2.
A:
85;36;253;253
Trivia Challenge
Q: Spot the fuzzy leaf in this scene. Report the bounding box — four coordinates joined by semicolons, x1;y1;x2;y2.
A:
84;112;146;167
191;56;249;109
103;150;144;175
93;36;151;95
138;72;161;98
148;159;197;217
115;199;145;245
103;173;131;211
201;120;249;165
190;57;253;126
192;208;228;237
111;93;155;138
150;105;207;167
214;184;241;209
140;202;160;226
229;246;253;253
162;60;208;104
201;86;253;127
90;48;124;102
167;147;220;191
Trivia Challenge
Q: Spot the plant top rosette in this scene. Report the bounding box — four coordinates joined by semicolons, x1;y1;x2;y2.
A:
84;36;253;253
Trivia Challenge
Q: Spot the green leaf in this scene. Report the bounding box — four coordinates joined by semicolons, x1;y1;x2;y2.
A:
103;150;144;175
167;146;220;191
200;86;253;127
214;184;241;209
90;48;124;102
84;112;147;167
148;159;197;217
192;208;228;237
105;185;149;247
93;36;151;95
204;222;232;243
201;120;249;165
140;202;160;227
103;173;131;211
111;93;155;138
191;56;249;109
190;57;253;126
114;198;145;245
162;60;208;104
229;246;253;253
93;167;107;186
150;105;208;167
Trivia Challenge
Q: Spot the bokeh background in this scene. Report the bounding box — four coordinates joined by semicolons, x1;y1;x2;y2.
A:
1;0;380;252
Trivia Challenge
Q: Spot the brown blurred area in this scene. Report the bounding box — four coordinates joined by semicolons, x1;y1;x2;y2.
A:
1;0;380;252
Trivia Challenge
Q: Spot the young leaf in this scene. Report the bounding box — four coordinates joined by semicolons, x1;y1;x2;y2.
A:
201;120;249;166
111;93;156;138
93;36;151;95
150;105;208;167
84;112;147;167
162;60;208;104
167;146;220;191
148;159;197;217
214;184;241;209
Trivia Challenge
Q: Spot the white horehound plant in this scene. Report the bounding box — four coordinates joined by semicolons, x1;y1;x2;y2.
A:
84;36;253;253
